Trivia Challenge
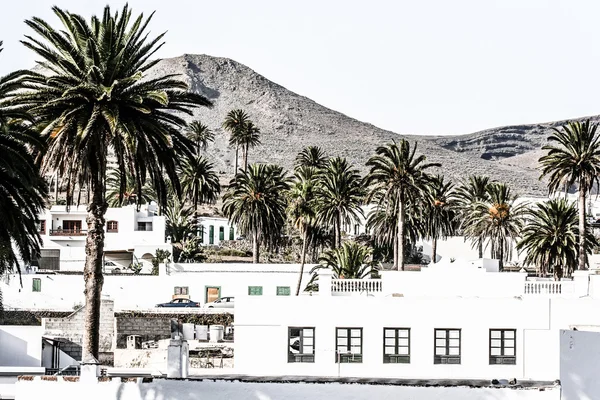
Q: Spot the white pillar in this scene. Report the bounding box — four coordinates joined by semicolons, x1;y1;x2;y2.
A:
318;268;333;296
167;338;189;379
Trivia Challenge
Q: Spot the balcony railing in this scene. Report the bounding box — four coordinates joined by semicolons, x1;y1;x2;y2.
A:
331;279;382;294
49;229;87;236
524;281;575;296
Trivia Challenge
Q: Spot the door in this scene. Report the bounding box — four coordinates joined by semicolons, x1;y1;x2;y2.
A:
209;225;214;245
205;286;220;303
63;220;82;234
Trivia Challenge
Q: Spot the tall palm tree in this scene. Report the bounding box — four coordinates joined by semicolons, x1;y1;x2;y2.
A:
186;121;214;153
106;169;154;208
464;183;526;271
288;165;318;295
455;175;494;258
17;5;212;361
222;109;250;175
424;175;457;263
180;155;220;211
222;163;291;263
239;121;261;171
0;41;47;288
365;139;439;270
539;120;600;271
517;198;597;279
295;146;328;170
314;157;365;249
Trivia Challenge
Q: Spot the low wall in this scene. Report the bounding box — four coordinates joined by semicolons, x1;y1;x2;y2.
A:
14;378;560;400
560;329;600;400
0;326;43;367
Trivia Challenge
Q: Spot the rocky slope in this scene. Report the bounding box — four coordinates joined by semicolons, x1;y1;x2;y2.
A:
148;54;599;196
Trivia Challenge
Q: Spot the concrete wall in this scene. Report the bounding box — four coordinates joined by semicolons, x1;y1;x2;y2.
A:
13;379;560;400
115;317;171;349
560;329;600;400
0;326;43;367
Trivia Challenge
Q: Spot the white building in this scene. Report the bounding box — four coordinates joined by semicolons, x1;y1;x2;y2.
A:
197;216;237;246
34;204;170;273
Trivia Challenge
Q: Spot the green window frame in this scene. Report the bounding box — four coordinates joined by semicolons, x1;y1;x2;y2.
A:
209;225;214;245
199;225;205;244
277;286;291;296
32;278;41;292
248;286;263;296
229;227;235;240
434;328;461;364
383;328;410;363
288;327;315;363
489;329;516;365
336;327;363;363
219;226;225;241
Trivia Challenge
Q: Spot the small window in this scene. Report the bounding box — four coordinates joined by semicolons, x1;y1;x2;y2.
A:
107;221;118;233
219;226;225;241
490;329;516;365
199;225;205;244
32;278;41;292
248;286;263;296
229;227;234;241
174;286;189;296
336;327;363;363
383;328;410;363
277;286;291;296
209;225;214;245
288;327;315;363
434;328;461;364
137;222;152;231
39;220;46;235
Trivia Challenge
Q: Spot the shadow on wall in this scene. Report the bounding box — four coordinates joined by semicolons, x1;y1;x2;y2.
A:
0;329;41;367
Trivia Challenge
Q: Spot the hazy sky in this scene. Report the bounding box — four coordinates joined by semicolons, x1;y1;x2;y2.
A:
0;0;598;136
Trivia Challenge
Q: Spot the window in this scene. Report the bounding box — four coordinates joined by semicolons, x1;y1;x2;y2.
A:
248;286;263;295
174;286;189;296
107;221;118;233
63;220;82;233
383;328;410;363
277;286;291;296
490;329;516;365
137;222;153;231
288;327;315;363
199;225;205;244
219;226;225;241
39;220;46;235
229;227;234;241
434;328;461;364
336;328;363;363
209;225;214;245
32;278;41;292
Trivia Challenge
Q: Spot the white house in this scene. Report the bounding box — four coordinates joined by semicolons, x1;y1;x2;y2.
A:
34;204;170;273
197;216;237;246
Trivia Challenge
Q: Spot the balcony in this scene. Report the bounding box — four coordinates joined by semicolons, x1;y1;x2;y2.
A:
49;229;87;236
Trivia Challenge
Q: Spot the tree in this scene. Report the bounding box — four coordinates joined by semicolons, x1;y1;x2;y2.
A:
295;146;328;170
424;175;457;263
18;5;211;361
0;41;47;309
464;183;526;271
222;164;291;263
539;120;600;271
314;157;365;249
365;139;439;270
288;166;318;295
222;109;250;175
180;155;220;211
106;169;154;208
517;198;597;279
455;175;494;258
239;121;261;172
186;121;214;153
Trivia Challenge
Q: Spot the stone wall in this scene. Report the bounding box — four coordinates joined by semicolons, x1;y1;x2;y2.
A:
42;299;115;361
114;317;171;349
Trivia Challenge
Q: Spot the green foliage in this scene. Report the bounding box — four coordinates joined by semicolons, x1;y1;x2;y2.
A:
455;175;495;257
187;121;214;152
180;155;220;210
129;262;143;274
151;249;171;275
295;146;328;170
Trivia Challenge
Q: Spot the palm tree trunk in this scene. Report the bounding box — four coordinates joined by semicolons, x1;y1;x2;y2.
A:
398;200;405;271
234;146;239;175
335;214;341;249
478;240;483;259
578;188;587;270
498;242;504;272
82;178;108;362
244;142;249;172
296;228;309;295
252;232;260;264
432;237;438;263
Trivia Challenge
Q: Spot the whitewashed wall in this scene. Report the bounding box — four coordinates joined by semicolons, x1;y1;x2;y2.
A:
0;326;43;367
560;329;600;400
197;217;236;246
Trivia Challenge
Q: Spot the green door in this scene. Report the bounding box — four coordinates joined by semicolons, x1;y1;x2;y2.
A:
229;227;235;240
219;226;225;241
209;225;214;245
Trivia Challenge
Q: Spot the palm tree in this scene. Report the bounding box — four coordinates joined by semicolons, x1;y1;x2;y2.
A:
222;163;291;263
517;198;597;279
288;166;318;295
314;157;365;249
0;41;47;289
295;146;328;170
222;109;250;174
455;175;494;258
464;183;526;271
239;121;261;172
180;155;220;211
17;5;212;361
424;175;457;263
165;197;197;244
186;121;214;153
365;139;439;270
539;120;600;271
106;169;154;208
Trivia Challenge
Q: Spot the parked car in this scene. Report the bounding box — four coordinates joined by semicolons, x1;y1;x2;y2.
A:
156;299;201;308
204;296;235;309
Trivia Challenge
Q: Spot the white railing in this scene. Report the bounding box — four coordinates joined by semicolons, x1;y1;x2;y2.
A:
331;279;382;294
523;281;575;296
